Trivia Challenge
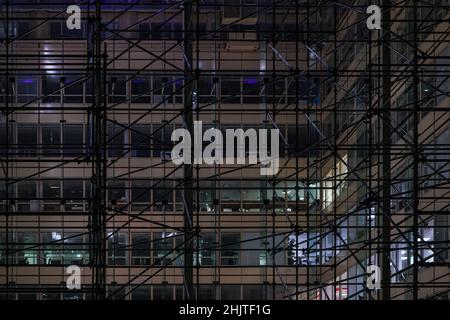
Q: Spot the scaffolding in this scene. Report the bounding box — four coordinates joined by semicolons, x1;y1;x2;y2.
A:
0;0;449;300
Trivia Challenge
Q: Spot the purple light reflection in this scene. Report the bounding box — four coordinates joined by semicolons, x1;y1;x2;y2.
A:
243;78;258;85
20;79;35;84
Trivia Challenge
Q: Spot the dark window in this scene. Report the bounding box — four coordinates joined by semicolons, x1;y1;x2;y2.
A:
153;285;173;300
223;0;240;18
17;181;39;212
131;180;151;203
151;124;164;157
63;180;83;200
138;23;150;39
108;180;127;202
43;180;61;199
63;124;83;156
287;125;305;157
435;214;448;260
17;76;37;103
161;22;172;39
221;285;241;300
150;23;162;39
63;76;84;103
283;23;297;40
108;284;125;300
198;285;216;300
42;292;60;300
0;182;6;201
17;22;30;37
266;235;287;266
153;232;173;266
17;125;37;156
243;285;265;300
172;23;182;39
108;124;125;157
42;125;60;156
198;23;208;38
50;22;62;38
131;76;151;103
108;76;127;104
101;20;118;39
241;0;256;17
221;233;240;265
221;78;241;103
42;75;61;103
161;77;175;103
242;77;262;104
174;78;183;103
198;77;213;103
153;180;173;210
132;233;151;265
129;187;150;211
131;124;151;157
287;79;314;104
84;78;93;103
0;124;12;157
242;233;264;266
131;286;150;300
152;124;173;157
175;285;184;300
293;124;319;157
266;78;286;104
18;180;36;200
152;76;166;104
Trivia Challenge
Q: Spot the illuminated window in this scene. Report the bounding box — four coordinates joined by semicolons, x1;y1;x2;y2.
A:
194;232;215;266
63;233;86;265
322;154;348;209
16;232;38;264
322;168;334;209
336;154;348;196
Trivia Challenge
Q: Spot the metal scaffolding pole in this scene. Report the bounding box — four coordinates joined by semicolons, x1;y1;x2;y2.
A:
412;0;419;301
90;0;107;300
381;0;392;301
183;0;195;300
